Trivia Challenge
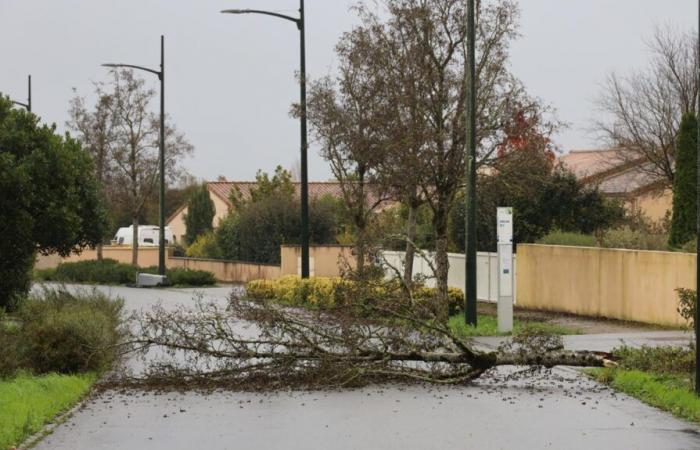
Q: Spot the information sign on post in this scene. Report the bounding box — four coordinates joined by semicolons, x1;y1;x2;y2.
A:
497;207;514;332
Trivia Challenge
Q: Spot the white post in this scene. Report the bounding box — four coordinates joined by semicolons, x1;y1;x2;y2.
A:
497;207;514;333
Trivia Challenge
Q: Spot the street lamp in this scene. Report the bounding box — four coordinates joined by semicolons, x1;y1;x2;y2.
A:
464;0;478;326
10;74;31;112
102;35;167;277
695;0;700;395
221;1;311;279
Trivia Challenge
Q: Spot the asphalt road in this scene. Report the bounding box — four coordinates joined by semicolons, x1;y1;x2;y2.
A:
29;283;700;450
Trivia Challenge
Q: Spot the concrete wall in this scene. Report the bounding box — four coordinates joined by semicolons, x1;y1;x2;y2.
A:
628;188;672;224
280;245;356;277
516;244;692;326
35;247;280;284
169;257;280;283
36;246;162;268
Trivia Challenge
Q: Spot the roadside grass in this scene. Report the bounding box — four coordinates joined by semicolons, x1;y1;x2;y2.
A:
448;314;581;337
588;368;700;423
0;372;96;450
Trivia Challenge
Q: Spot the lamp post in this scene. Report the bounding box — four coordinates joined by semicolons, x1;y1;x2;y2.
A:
695;0;700;395
10;74;31;112
221;1;311;279
464;0;478;326
102;35;167;277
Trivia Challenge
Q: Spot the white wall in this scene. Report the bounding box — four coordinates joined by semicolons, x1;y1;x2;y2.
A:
380;251;517;304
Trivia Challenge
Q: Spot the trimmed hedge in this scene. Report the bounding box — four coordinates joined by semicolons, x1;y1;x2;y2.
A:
35;259;217;287
246;275;464;315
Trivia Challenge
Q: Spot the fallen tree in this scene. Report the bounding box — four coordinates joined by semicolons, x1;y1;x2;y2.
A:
120;291;616;391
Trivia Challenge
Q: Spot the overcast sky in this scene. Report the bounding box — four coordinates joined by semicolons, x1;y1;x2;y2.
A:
0;1;696;182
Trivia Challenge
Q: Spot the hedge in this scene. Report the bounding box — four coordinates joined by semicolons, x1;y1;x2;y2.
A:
35;259;216;287
246;275;464;315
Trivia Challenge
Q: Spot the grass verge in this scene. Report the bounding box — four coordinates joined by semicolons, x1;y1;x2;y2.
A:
588;368;700;424
448;314;581;337
0;372;96;449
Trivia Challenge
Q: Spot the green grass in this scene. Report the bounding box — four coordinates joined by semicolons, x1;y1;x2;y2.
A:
447;314;581;337
589;368;700;423
0;372;96;449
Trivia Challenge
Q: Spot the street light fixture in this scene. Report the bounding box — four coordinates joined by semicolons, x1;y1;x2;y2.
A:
102;35;167;277
10;74;31;112
221;1;311;279
464;0;478;326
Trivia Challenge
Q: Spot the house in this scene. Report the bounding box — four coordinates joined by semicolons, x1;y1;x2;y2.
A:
166;180;392;244
559;149;672;224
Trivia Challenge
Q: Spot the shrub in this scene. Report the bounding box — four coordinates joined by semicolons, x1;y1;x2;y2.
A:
679;238;697;254
43;259;138;285
18;288;125;374
35;260;216;287
245;276;464;316
0;317;22;377
414;286;464;316
601;226;668;251
216;195;339;265
186;231;222;259
676;288;696;330
613;345;694;375
165;267;217;286
536;230;597;247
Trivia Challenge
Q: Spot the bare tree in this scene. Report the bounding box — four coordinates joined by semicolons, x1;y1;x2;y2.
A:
107;69;193;265
67;87;119;260
123;290;614;390
595;26;699;186
346;0;546;316
306;27;391;277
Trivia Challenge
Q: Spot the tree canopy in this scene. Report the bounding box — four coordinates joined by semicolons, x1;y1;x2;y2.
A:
184;183;215;245
0;97;107;308
668;112;698;248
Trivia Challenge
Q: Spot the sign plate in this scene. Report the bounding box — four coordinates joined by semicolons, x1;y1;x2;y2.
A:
497;207;513;244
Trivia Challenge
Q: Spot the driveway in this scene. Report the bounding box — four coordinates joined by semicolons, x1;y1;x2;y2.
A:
29;283;700;450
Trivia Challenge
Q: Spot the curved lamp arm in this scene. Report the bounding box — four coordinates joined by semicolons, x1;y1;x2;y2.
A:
221;9;301;28
102;63;162;79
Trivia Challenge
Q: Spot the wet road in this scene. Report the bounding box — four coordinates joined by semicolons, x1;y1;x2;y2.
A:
30;283;700;450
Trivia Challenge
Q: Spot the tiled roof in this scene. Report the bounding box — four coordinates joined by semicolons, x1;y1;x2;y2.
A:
207;181;390;209
558;148;659;196
558;149;630;180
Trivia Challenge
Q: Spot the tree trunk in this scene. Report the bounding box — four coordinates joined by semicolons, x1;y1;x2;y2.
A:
403;202;418;286
433;208;450;322
131;216;139;266
96;243;104;261
354;170;367;279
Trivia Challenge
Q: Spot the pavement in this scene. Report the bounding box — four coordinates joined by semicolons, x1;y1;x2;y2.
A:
28;283;700;450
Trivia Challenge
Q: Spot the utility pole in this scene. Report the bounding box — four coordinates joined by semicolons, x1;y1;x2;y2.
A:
695;0;700;395
465;0;478;326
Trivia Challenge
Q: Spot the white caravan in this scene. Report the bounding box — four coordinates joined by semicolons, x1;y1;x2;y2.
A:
112;225;174;246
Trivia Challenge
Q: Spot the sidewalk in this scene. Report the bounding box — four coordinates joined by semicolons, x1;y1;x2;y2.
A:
473;330;693;353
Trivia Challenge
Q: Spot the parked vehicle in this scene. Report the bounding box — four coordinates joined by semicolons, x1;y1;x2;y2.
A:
112;225;174;246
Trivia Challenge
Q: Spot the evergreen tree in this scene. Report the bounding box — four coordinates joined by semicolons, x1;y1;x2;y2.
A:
0;97;107;309
669;112;698;248
184;184;215;245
